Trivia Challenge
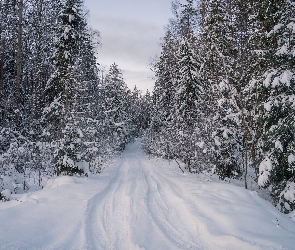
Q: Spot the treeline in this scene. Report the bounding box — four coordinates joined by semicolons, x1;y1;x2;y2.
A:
0;0;150;193
144;0;295;213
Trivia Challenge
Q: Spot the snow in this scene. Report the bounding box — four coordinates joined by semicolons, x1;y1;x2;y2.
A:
0;140;295;249
288;154;295;164
196;141;204;149
287;21;295;32
263;70;277;87
62;155;75;167
222;129;229;139
281;182;295;203
268;23;283;36
1;189;11;200
50;176;77;188
275;140;283;152
258;157;272;186
64;51;69;59
77;128;84;138
279;182;295;212
69;14;74;23
278;70;292;87
18;146;25;154
76;160;90;175
264;102;272;111
277;44;289;55
214;136;221;146
114;122;124;127
264;70;292;88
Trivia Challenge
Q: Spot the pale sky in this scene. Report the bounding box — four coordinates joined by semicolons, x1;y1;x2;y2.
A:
84;0;175;92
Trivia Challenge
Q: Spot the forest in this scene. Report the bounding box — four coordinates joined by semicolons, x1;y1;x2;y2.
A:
144;0;295;214
0;0;294;216
0;0;151;199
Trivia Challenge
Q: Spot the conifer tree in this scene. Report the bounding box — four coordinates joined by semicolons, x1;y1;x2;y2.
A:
144;30;179;157
43;0;90;175
201;0;245;179
140;90;152;130
44;0;84;136
102;63;129;151
256;0;295;213
173;36;203;172
54;116;85;175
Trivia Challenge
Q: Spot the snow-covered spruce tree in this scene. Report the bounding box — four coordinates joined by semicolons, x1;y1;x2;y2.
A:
127;86;142;138
0;1;19;129
173;36;206;173
128;86;152;138
235;0;262;179
54;116;85;175
257;0;295;213
0;0;65;181
170;0;207;173
144;30;179;158
244;0;283;176
20;0;62;140
144;0;204;166
43;0;89;175
102;63;130;151
69;9;102;174
201;0;245;180
140;89;152;131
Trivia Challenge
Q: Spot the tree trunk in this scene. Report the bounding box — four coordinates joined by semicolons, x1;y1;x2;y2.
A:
16;0;23;127
244;143;248;189
35;0;44;119
174;158;184;174
0;1;8;126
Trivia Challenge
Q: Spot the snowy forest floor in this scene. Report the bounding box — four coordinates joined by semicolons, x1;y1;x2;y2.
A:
0;140;295;250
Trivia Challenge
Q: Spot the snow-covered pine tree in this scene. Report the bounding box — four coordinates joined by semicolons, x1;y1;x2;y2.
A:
144;30;179;158
173;36;205;172
44;0;84;137
256;0;295;213
20;0;62;139
244;0;282;176
0;0;65;182
54;116;85;175
140;90;152;131
201;0;245;180
43;0;89;175
127;86;142;138
102;63;130;151
144;0;203;165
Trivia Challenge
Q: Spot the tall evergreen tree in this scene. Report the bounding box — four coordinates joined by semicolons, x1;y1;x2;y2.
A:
43;0;91;175
173;37;203;172
102;63;130;151
144;30;179;157
201;0;247;180
256;0;295;213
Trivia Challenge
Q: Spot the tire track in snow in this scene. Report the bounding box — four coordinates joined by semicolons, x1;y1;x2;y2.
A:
149;161;293;250
83;143;146;250
83;159;122;249
81;140;294;250
1;141;294;249
82;141;210;250
142;163;207;250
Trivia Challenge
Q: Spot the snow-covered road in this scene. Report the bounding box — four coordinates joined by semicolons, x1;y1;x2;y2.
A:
0;140;295;250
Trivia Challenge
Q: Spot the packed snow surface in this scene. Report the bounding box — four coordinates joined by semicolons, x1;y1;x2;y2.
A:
0;140;295;250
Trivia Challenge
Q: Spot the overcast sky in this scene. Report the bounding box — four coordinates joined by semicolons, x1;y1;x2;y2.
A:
84;0;175;92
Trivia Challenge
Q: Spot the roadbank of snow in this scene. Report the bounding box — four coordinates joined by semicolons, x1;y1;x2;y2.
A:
0;140;294;249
